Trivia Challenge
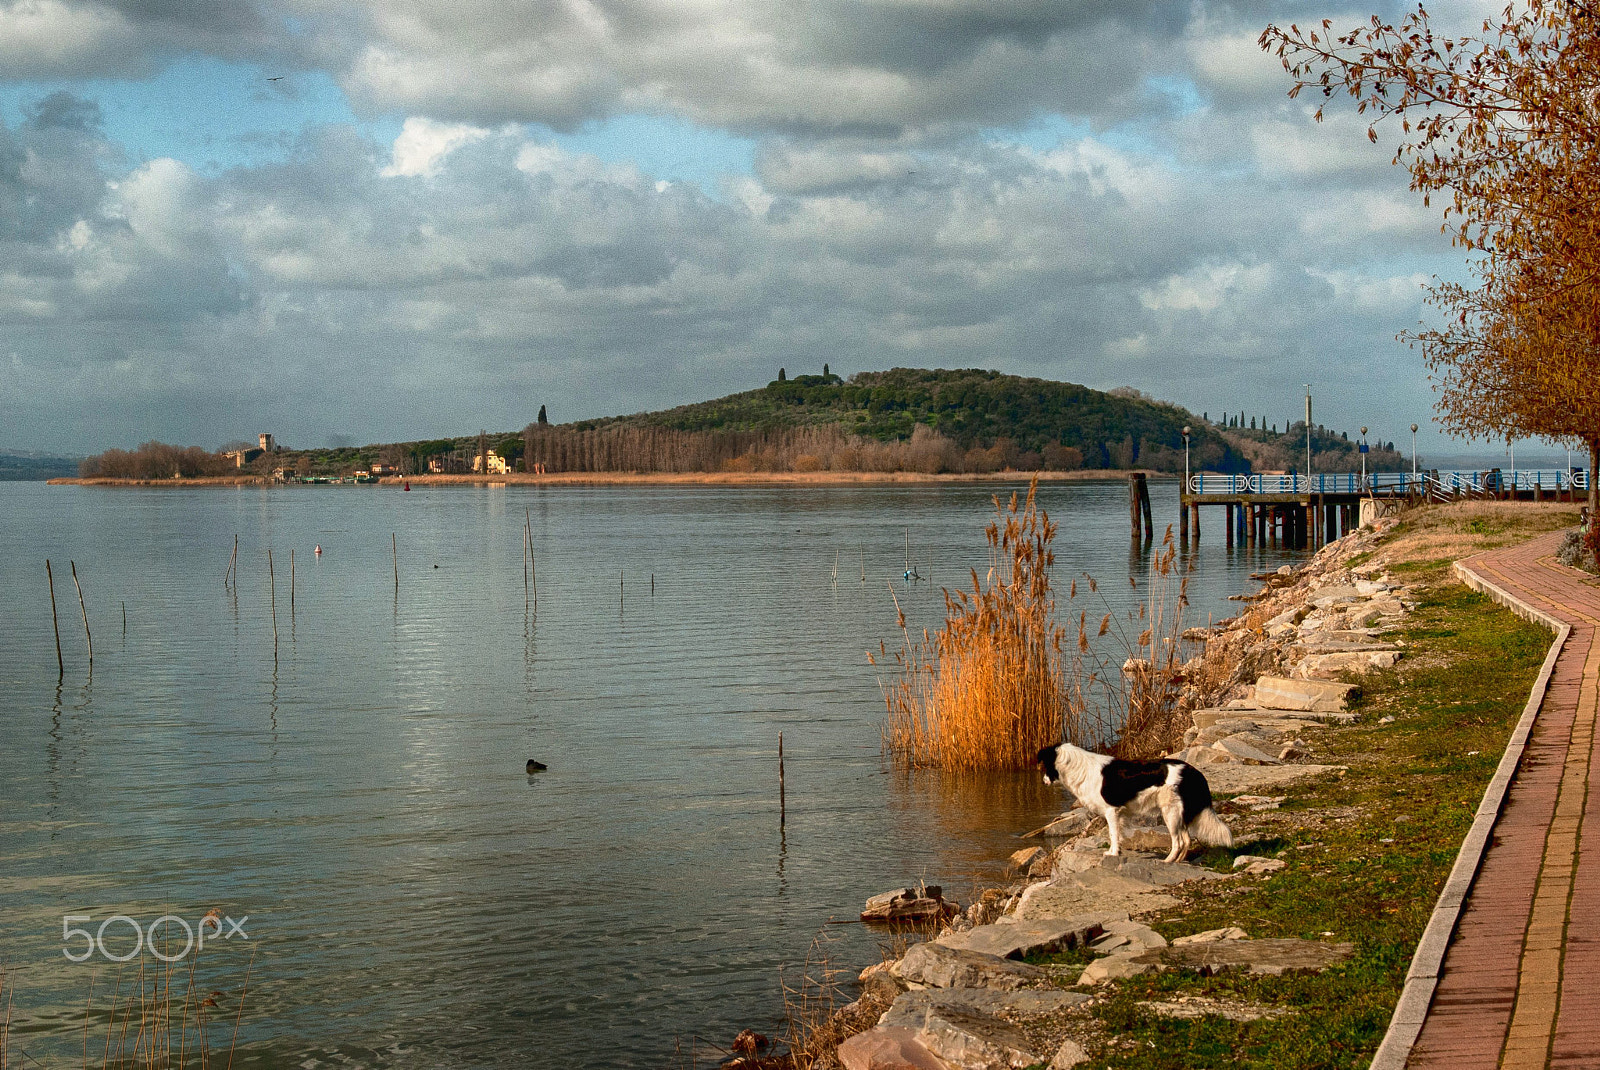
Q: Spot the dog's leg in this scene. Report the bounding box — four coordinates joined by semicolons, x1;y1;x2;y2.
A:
1104;807;1122;856
1159;789;1186;863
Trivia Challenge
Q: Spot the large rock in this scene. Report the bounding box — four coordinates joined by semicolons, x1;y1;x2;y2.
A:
863;887;956;923
1293;650;1401;678
838;1026;951;1070
1050;1039;1090;1068
879;989;1091;1070
895;942;1048;991
1130;938;1353;975
1253;676;1357;713
1052;850;1220;888
1214;737;1281;765
1012;869;1179;920
1198;763;1349;793
1077;954;1155;984
937;914;1111;959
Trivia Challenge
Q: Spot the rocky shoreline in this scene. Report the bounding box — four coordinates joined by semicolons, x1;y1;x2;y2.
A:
732;515;1427;1070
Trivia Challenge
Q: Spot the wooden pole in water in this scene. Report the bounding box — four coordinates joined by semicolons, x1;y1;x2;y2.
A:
121;601;126;635
290;548;295;614
268;549;277;647
46;560;63;676
619;570;624;610
392;534;399;595
226;534;237;589
1128;474;1140;538
651;573;655;595
70;561;92;665
779;731;786;827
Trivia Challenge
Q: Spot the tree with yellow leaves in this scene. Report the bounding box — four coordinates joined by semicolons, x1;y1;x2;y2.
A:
1262;1;1600;507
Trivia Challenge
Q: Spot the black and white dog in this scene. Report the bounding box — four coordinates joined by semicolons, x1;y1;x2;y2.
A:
1037;743;1232;863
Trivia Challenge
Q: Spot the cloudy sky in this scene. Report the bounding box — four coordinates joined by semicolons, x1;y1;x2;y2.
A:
0;0;1513;456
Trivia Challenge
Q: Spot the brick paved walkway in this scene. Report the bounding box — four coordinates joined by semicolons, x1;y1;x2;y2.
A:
1410;531;1600;1069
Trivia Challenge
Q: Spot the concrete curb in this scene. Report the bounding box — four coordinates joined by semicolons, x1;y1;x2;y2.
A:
1368;558;1569;1070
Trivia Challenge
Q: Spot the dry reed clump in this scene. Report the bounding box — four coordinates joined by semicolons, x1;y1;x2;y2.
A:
880;479;1074;771
1109;533;1194;760
877;484;1201;767
0;947;253;1070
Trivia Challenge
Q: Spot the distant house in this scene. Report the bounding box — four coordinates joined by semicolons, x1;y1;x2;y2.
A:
369;463;397;476
472;449;510;475
428;457;446;473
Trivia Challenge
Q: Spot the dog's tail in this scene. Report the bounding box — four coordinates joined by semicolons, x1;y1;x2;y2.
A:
1187;807;1233;848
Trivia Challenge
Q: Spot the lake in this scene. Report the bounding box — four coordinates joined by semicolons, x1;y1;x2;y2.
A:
0;479;1296;1068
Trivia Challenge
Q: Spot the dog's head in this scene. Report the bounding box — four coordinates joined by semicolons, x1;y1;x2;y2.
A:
1037;745;1061;785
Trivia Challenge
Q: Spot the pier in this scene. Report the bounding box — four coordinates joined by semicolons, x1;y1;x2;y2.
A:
1163;470;1590;550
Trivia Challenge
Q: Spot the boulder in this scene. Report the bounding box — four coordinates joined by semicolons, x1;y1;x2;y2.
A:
879;989;1091;1070
937;914;1111;960
1077;954;1155;984
1253;676;1357;713
1309;585;1363;606
863;887;957;923
837;1026;951;1070
1050;1039;1090;1068
1293;650;1401;678
1214;737;1281;765
1130;938;1353;975
895;943;1048;991
1013;869;1179;920
1089;919;1167;954
1006;847;1047;874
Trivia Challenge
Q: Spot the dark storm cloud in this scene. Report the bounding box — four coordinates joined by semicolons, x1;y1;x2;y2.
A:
0;0;1496;451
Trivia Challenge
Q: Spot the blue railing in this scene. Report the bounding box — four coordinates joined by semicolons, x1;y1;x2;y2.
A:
1187;470;1588;496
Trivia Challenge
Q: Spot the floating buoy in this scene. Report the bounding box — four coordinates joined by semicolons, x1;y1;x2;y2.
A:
526;759;547;773
404;482;411;491
314;545;322;556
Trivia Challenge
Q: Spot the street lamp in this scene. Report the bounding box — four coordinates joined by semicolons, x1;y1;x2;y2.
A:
1410;423;1418;484
1360;426;1368;491
1182;425;1191;492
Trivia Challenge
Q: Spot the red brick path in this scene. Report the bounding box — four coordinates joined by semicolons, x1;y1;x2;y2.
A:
1410;532;1600;1069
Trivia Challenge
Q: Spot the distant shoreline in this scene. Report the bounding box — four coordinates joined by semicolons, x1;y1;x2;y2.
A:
49;469;1167;488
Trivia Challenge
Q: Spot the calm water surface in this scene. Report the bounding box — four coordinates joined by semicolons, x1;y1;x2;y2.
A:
0;480;1296;1068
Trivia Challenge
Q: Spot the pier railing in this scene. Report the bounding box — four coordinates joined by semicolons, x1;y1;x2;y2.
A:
1187;470;1588;497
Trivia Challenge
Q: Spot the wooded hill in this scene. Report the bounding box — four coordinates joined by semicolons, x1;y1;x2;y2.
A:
80;368;1413;478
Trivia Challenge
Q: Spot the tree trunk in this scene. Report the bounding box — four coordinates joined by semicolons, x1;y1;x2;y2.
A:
1591;439;1599;514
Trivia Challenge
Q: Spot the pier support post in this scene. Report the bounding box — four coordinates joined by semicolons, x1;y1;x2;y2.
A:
1191;503;1200;540
1180;496;1189;540
1129;474;1142;539
1226;503;1234;548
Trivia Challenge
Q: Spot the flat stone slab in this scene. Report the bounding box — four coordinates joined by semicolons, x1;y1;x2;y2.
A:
1013;869;1179;920
937;914;1112;959
1053;850;1220;888
1294;650;1401;678
1131;938;1353;975
1254;675;1357;713
1202;763;1347;793
1214;737;1281;764
895;942;1048;991
879;988;1092;1070
838;1026;950;1070
1293;640;1398;655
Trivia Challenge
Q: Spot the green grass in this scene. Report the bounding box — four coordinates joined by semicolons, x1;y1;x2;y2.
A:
1075;581;1551;1069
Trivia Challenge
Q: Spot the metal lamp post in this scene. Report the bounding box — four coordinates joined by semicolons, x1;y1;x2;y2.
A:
1182;425;1191;492
1360;426;1368;491
1411;423;1418;486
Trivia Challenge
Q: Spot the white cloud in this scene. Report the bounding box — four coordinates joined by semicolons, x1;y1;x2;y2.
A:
382;117;491;178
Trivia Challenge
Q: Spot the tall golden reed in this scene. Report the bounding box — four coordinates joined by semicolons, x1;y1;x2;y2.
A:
880;478;1076;771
